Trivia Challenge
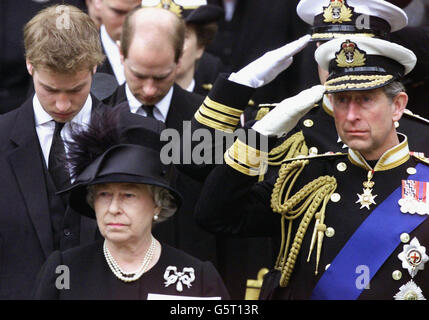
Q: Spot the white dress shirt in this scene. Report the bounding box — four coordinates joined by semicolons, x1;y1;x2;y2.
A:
33;94;93;169
100;24;126;85
125;83;173;123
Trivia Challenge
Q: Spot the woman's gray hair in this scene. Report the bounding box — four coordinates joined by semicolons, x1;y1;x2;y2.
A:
86;184;177;225
146;185;177;224
382;81;406;102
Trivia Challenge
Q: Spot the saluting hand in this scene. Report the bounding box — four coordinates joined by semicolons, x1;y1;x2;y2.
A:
252;85;325;137
228;34;311;88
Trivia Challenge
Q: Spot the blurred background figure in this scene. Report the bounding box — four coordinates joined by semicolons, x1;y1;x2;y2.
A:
93;0;141;85
85;0;102;29
388;0;429;119
0;0;86;114
141;0;224;96
176;3;224;96
205;0;308;105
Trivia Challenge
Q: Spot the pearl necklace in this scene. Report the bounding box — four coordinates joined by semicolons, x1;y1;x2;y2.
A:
103;236;156;283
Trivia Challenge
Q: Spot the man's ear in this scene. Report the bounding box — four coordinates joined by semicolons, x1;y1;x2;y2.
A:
26;59;34;76
392;91;408;122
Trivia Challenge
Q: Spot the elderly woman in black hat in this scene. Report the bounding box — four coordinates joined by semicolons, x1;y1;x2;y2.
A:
32;108;229;299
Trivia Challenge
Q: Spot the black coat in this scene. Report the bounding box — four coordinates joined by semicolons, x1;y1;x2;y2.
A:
96;37;116;83
32;240;230;299
0;95;101;299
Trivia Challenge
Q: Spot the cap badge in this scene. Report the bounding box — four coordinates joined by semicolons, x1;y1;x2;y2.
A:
323;0;353;24
156;0;182;16
335;40;366;68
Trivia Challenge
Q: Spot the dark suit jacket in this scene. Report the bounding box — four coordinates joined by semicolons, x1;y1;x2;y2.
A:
96;36;117;83
0;95;101;299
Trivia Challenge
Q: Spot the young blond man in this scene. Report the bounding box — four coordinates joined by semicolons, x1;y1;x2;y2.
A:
0;5;105;299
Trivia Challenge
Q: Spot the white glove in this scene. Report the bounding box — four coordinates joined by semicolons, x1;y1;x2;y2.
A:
228;34;311;88
252;85;325;137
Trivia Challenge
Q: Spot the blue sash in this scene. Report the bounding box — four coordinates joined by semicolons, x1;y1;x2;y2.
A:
311;163;429;300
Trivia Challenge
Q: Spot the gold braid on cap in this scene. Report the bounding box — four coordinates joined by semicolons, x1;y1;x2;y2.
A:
258;131;308;182
270;159;337;287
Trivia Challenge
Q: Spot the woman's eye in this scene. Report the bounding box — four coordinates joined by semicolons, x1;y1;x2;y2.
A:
124;193;135;198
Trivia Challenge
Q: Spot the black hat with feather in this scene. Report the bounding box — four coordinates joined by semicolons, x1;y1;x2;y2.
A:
60;104;183;218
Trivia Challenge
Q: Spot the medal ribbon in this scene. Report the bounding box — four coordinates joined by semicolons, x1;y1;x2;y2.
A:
311;163;429;300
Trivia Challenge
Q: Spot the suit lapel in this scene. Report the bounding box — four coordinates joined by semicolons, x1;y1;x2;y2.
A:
7;99;54;258
166;84;190;131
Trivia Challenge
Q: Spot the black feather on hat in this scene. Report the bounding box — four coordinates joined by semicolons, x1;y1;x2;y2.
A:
61;104;182;218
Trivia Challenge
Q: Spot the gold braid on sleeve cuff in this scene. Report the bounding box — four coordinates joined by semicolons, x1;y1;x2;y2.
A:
194;96;243;133
224;138;268;176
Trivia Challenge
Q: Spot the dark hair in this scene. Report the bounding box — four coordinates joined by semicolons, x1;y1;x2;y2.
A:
188;22;218;48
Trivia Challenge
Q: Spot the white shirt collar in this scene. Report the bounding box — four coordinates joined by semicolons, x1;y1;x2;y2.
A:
33;93;92;128
100;25;126;85
33;93;92;168
186;79;196;92
125;83;173;123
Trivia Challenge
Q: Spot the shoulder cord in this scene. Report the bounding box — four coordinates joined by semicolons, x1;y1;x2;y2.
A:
270;159;337;287
258;131;308;182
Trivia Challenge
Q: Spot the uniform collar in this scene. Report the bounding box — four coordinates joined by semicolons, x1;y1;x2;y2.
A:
348;133;410;171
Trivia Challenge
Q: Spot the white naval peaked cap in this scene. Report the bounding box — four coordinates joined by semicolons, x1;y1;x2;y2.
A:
315;36;417;93
297;0;408;41
142;0;207;9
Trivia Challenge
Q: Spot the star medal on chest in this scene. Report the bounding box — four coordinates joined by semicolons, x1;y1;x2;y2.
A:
398;237;429;278
356;170;377;210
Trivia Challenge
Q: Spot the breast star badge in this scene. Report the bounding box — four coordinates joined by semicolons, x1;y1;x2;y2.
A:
356;188;377;210
398;237;429;278
394;280;426;300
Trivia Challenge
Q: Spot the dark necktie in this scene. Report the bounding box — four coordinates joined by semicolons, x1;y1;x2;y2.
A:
48;121;70;191
141;105;156;119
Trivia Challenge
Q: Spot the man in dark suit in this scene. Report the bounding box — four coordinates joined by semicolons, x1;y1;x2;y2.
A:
0;5;104;299
93;0;141;85
104;7;219;272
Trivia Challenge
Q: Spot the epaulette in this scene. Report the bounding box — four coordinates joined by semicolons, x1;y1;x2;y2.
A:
281;152;347;164
402;109;429;125
410;152;429;166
